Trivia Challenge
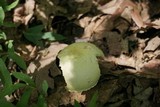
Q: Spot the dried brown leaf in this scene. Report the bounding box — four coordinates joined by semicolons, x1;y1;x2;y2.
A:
13;0;35;25
98;0;145;28
27;43;67;89
144;36;160;52
142;59;160;73
47;88;85;107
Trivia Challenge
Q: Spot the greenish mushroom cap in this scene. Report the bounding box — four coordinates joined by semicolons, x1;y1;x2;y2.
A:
58;42;104;92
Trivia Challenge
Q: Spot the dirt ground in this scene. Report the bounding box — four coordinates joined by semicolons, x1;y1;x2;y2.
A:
4;0;160;107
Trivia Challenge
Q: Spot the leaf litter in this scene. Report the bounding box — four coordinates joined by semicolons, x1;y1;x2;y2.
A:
3;0;160;106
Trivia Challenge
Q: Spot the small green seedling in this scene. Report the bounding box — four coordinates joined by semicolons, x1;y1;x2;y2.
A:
58;42;104;92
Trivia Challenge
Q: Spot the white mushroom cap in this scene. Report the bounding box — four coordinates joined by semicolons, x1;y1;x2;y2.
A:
58;42;104;92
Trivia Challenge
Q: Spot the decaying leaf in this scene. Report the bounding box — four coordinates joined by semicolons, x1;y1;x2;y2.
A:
84;79;119;106
27;43;67;89
16;44;37;61
144;36;160;52
47;88;86;107
97;0;145;28
35;0;93;27
141;59;160;74
13;0;35;25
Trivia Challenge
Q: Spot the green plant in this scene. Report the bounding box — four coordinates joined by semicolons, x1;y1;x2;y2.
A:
0;1;48;106
23;25;66;46
0;0;19;27
0;0;19;12
0;62;48;107
0;6;5;25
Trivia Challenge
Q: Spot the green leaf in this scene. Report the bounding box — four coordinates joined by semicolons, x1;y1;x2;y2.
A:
8;52;27;70
23;25;44;46
16;87;33;107
7;40;14;52
0;6;5;25
26;25;44;33
1;55;8;61
87;91;98;107
0;83;26;98
24;25;65;46
0;31;7;40
0;0;7;8
6;0;19;11
41;80;48;97
0;45;2;51
42;32;65;41
0;98;15;107
3;21;17;27
37;95;47;107
7;40;27;70
0;58;12;87
24;32;43;46
12;72;35;87
74;100;81;107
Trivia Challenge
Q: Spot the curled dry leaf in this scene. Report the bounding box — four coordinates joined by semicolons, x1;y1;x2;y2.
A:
144;36;160;52
79;13;130;56
13;0;35;25
27;42;67;89
98;0;145;28
152;19;160;29
82;15;119;38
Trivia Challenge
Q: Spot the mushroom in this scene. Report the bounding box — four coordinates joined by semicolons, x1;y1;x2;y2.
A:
58;42;104;92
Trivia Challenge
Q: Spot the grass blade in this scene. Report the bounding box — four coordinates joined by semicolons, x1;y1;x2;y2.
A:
16;87;33;107
0;83;26;98
0;6;5;25
0;58;12;87
74;100;81;107
0;98;15;107
6;0;19;11
8;52;27;70
37;95;47;107
41;80;48;97
87;91;98;107
12;72;35;87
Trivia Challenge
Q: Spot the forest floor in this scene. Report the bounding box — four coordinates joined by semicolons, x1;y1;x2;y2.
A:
3;0;160;107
